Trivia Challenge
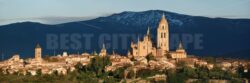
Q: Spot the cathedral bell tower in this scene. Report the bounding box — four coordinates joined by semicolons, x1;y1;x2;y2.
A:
157;14;169;54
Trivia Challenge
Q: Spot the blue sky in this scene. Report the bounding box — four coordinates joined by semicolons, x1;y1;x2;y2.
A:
0;0;250;25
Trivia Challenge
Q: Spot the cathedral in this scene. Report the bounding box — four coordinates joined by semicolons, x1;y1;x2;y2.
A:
129;14;187;59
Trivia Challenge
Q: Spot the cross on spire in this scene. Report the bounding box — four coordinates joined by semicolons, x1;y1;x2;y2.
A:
137;36;140;43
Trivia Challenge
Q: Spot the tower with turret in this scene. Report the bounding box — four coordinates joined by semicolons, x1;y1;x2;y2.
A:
35;44;42;61
157;14;169;55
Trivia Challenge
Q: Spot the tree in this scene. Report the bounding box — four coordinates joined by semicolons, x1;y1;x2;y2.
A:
176;61;187;68
126;70;136;79
183;66;197;78
146;53;155;61
36;69;42;76
196;66;209;79
203;56;216;64
103;76;117;83
208;65;225;79
167;69;178;83
113;67;125;79
237;65;244;78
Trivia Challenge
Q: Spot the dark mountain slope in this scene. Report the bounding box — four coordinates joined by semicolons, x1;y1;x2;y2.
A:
0;10;250;59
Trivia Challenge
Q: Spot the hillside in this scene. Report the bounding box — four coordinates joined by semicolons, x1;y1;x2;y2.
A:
0;10;250;58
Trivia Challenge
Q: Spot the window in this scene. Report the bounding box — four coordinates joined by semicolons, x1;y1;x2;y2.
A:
161;33;163;38
162;26;164;29
164;33;166;38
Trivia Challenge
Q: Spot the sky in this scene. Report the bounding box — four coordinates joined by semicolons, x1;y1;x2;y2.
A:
0;0;250;25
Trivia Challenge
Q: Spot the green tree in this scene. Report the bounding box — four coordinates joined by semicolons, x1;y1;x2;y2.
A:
36;69;42;76
126;70;136;79
183;66;197;78
202;56;216;64
146;53;155;61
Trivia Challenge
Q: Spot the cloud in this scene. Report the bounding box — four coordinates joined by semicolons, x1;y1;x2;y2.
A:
0;16;97;25
34;16;96;24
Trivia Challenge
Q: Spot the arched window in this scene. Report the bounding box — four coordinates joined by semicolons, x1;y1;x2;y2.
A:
164;33;166;38
162;26;164;29
161;33;163;38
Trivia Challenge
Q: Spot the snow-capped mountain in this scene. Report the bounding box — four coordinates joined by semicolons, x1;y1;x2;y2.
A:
95;10;186;28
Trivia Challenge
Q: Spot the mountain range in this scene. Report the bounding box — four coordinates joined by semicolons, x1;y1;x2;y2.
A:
0;10;250;59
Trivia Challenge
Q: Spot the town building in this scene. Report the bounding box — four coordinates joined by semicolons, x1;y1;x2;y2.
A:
169;42;187;59
35;44;42;61
99;43;107;57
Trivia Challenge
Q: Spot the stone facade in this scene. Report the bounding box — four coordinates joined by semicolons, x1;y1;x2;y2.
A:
169;42;187;59
130;14;187;59
130;27;156;57
35;44;42;61
157;14;169;54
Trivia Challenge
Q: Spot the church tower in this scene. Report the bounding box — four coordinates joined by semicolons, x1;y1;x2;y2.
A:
35;44;42;61
99;43;107;57
157;14;169;54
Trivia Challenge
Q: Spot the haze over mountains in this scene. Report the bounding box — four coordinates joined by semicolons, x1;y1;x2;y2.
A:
0;10;250;59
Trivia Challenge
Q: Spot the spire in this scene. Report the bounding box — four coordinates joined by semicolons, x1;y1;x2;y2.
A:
93;50;97;56
162;13;165;18
112;50;115;55
147;27;150;35
131;40;134;44
159;13;168;24
102;43;105;49
127;51;131;56
137;36;140;43
178;41;184;49
36;43;41;48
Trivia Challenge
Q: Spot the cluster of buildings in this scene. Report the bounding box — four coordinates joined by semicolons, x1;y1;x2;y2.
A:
0;14;249;77
0;44;92;75
129;14;187;59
